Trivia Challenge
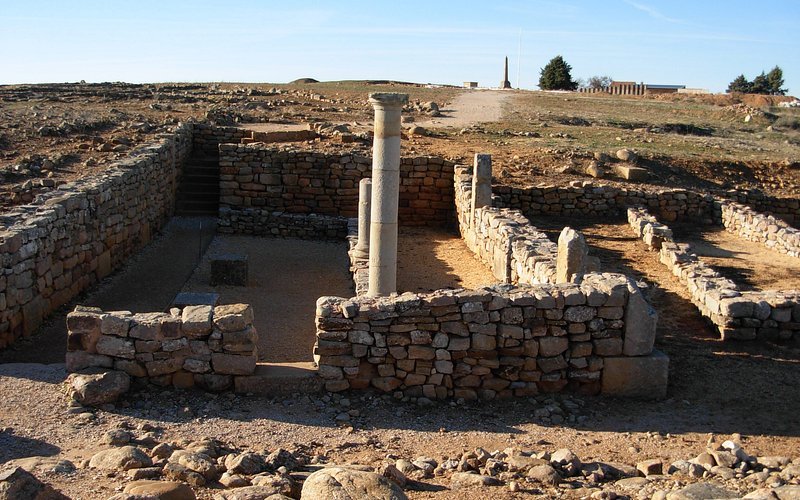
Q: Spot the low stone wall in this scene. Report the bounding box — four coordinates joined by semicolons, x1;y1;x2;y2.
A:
454;165;558;286
217;145;455;228
314;275;664;400
218;207;349;240
0;127;192;349
628;207;800;341
717;200;800;257
627;207;673;250
66;304;258;391
191;123;248;157
495;183;715;222
495;182;800;227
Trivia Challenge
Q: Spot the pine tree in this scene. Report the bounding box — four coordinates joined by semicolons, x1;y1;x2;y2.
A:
766;66;786;95
750;72;770;94
539;56;578;91
727;74;751;93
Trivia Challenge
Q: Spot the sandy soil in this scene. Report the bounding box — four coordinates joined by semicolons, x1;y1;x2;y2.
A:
397;227;497;293
671;223;800;291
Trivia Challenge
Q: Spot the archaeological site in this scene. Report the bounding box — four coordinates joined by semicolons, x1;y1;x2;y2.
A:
0;79;798;500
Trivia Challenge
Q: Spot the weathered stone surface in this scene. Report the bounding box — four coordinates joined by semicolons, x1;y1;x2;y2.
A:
211;353;256;375
556;227;587;284
665;481;738;499
214;304;254;332
601;350;669;399
96;336;135;359
122;480;196;500
0;467;68;500
67;370;130;406
214;485;290;499
224;453;265;476
527;464;562;485
182;305;213;338
89;446;152;471
450;472;502;489
623;281;657;356
300;466;407;500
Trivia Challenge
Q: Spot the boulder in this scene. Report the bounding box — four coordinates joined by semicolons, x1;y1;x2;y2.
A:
301;466;407;499
89;446;152;471
122;480;196;500
0;467;68;500
616;148;637;162
527;464;562;485
67;369;130;406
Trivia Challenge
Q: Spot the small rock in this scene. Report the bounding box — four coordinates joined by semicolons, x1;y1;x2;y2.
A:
527;464;562;485
450;471;502;489
103;429;133;446
379;463;407;488
636;459;663;476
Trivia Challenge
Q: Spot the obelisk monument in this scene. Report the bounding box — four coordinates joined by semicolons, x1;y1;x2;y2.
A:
501;56;512;89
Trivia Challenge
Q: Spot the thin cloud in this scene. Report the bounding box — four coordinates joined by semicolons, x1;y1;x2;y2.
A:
623;0;685;24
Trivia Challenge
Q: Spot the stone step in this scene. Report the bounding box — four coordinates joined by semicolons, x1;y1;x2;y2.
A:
234;362;322;395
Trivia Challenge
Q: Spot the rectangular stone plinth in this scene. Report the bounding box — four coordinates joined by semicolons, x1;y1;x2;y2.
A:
601;350;669;399
210;253;248;286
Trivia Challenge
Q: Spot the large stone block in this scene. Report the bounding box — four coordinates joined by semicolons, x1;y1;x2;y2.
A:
623;281;657;356
601;350;669;399
210;253;248;286
556;227;587;284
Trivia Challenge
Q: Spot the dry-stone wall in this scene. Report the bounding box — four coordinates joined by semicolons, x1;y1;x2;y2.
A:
216;145;455;233
494;183;715;222
454;165;558;286
717;200;800;257
315;275;663;400
628;207;800;341
191;123;248;157
66;304;258;391
723;190;800;226
0;127;192;349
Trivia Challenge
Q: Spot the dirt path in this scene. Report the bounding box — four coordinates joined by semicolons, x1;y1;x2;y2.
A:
416;90;512;129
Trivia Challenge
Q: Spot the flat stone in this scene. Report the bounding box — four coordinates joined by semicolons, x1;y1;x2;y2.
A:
89;446;152;471
450;472;502;489
122;480;196;500
665;482;738;499
67;370;130;406
601;350;669;399
172;292;220;309
210;253;248;286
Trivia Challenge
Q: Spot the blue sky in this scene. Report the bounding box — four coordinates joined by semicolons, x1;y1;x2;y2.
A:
1;0;797;94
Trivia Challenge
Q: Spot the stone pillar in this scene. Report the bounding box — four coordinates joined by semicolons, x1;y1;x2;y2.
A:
367;92;408;297
353;178;372;259
470;154;492;226
556;227;588;283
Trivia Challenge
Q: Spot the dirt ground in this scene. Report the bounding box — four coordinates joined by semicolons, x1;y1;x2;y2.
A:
671;223;800;291
415;90;511;129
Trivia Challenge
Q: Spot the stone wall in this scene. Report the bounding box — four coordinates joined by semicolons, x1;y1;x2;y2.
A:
0;127;192;349
454;165;558;286
717;200;800;257
216;145;455;231
218;207;349;240
314;275;664;400
495;182;800;227
628;207;800;341
191;123;248;157
66;304;258;391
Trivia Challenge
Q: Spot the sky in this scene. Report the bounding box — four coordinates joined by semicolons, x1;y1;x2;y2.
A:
1;0;798;95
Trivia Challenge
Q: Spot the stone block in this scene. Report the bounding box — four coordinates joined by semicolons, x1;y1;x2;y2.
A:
211;353;257;375
556;227;587;283
213;304;254;332
538;337;568;357
623;281;657;356
601;350;669;399
96;336;135;359
172;292;220;309
182;305;213;338
210;253;248;286
612;164;649;181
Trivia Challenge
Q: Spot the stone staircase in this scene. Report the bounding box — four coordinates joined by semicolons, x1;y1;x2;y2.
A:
175;153;220;216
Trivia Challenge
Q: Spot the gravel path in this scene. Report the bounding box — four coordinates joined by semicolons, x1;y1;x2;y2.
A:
416;90;512;129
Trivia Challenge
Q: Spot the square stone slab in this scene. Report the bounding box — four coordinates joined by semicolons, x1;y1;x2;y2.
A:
210;253;248;286
171;292;220;309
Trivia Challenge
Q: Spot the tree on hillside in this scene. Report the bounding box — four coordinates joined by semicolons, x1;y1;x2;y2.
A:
539;56;578;91
727;74;751;93
766;66;786;95
727;66;786;95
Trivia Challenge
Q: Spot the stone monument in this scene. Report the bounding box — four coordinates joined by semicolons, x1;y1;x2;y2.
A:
501;56;512;89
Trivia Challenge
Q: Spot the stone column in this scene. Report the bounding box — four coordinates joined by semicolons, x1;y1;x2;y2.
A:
367;92;408;297
470;154;492;226
353;178;372;259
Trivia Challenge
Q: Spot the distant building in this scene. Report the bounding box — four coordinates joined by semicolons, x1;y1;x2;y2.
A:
578;81;687;95
463;81;478;89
